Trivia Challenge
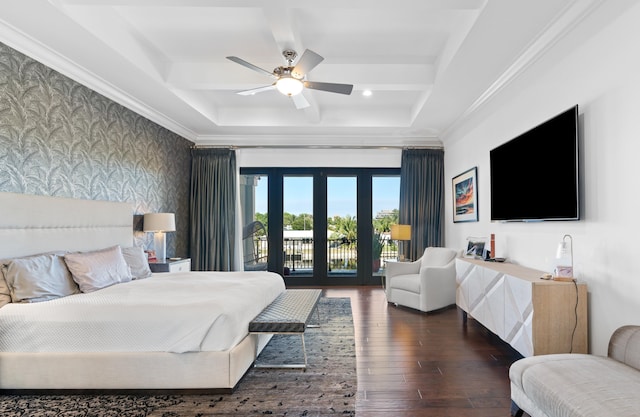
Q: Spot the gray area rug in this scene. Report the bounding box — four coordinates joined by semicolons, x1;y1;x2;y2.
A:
0;297;356;417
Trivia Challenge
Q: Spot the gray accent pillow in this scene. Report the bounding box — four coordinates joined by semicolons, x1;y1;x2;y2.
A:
64;246;132;293
121;246;152;280
2;252;80;303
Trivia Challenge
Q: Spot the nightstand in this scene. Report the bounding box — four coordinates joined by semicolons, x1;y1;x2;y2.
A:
149;258;191;273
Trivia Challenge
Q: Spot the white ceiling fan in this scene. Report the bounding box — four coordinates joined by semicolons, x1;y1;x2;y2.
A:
226;49;354;109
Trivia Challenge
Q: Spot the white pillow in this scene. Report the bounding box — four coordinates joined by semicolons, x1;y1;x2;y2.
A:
2;252;80;303
121;246;152;280
0;264;12;308
64;246;132;293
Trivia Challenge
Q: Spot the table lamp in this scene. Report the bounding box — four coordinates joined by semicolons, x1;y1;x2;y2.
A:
143;213;176;262
390;224;411;261
554;234;574;282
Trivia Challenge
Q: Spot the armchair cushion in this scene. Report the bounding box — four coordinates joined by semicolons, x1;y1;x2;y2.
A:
391;274;421;293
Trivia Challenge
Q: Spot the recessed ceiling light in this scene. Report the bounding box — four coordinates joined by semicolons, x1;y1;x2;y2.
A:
362;90;372;97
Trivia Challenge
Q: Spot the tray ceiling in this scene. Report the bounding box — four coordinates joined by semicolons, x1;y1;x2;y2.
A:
0;0;609;146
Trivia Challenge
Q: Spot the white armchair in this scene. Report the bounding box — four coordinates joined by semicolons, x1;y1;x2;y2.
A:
385;247;457;313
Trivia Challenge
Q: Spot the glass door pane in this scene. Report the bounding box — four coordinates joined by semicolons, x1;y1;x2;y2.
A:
239;175;268;271
327;176;358;278
283;176;313;277
372;176;400;277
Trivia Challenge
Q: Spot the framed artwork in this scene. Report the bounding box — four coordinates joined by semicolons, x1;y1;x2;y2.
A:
452;167;478;223
465;238;486;259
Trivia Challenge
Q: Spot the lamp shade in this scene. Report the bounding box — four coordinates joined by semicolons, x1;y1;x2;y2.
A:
390;224;411;241
143;213;176;232
276;76;303;96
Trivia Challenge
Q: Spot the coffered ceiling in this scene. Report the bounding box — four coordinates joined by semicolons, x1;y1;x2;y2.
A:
0;0;610;146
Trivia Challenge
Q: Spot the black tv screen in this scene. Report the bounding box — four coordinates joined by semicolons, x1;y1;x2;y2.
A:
490;105;580;222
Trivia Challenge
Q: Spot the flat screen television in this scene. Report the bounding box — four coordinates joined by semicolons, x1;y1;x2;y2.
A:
490;105;580;222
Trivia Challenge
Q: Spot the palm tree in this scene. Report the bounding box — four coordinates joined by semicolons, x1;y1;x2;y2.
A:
333;215;358;242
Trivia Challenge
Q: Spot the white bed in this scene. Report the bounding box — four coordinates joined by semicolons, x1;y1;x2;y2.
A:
0;192;285;390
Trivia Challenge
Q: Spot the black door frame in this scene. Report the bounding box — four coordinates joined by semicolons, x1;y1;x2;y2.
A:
240;167;400;286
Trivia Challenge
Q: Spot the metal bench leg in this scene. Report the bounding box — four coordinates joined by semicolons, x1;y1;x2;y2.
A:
301;333;308;369
253;332;308;370
307;305;321;328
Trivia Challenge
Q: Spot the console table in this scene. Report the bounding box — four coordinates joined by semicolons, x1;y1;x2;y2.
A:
455;258;588;357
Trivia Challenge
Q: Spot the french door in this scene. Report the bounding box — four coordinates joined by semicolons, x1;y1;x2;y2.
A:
240;167;400;286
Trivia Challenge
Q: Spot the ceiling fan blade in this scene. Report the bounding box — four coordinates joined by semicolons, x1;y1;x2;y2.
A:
226;56;276;79
291;93;310;110
236;84;276;96
291;49;324;78
304;81;353;95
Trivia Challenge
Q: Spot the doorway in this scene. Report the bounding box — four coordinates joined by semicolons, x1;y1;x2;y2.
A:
240;168;400;286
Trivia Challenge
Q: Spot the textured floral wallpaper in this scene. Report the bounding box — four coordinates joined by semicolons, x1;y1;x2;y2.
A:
0;42;192;257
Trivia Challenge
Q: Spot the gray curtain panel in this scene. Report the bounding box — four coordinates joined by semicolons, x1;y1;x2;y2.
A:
190;149;237;271
399;149;445;260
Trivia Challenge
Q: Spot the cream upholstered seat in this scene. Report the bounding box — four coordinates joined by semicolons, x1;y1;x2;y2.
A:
385;247;457;313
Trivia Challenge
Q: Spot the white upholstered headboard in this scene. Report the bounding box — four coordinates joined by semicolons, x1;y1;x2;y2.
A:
0;192;134;258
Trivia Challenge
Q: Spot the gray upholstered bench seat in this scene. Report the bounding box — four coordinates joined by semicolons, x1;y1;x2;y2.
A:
510;325;640;417
249;289;322;369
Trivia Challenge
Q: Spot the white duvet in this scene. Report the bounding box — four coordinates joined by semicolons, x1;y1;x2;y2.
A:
0;271;285;353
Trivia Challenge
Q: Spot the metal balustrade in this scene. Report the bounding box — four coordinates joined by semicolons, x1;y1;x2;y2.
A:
248;237;398;274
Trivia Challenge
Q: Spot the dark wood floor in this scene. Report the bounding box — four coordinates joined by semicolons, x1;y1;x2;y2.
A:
322;286;526;417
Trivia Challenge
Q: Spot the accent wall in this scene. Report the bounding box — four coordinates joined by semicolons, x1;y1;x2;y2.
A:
0;42;193;257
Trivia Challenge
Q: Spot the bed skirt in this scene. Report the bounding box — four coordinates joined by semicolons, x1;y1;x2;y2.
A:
0;333;272;390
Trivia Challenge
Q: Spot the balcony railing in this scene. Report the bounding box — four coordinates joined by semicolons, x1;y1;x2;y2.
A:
246;237;399;274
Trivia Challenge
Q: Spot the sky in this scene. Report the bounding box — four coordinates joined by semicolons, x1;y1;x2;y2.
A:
254;176;400;217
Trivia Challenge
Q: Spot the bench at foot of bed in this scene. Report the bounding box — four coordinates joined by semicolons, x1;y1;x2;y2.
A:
249;289;322;370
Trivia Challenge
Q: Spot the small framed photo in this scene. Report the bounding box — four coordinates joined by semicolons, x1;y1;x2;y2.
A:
465;238;486;259
453;167;479;223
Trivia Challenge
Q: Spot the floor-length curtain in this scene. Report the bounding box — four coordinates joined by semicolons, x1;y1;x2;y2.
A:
399;148;445;260
190;148;237;271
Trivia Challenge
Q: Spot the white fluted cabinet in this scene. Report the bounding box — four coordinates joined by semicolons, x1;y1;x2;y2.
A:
456;258;588;357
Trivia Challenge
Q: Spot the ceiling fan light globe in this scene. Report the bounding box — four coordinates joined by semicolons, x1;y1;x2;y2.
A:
276;77;303;96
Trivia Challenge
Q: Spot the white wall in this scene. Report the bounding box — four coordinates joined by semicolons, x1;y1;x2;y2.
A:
444;1;640;355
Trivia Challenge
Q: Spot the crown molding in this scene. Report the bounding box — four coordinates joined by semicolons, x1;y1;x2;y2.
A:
441;0;604;141
194;134;442;149
0;18;197;142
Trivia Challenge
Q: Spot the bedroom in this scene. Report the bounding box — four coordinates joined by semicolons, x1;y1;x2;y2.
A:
1;0;640;415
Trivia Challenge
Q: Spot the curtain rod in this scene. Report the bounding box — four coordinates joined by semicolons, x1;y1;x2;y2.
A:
191;144;443;150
